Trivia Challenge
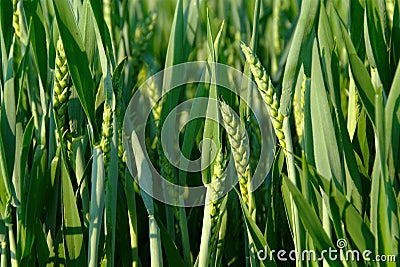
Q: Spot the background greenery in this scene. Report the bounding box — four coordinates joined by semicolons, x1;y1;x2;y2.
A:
0;0;399;266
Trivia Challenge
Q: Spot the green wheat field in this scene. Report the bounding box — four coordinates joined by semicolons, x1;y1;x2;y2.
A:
0;0;399;266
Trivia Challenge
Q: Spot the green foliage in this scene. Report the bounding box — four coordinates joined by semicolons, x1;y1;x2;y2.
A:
0;0;399;266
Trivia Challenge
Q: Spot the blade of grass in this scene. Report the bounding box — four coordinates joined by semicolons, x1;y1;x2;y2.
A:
239;0;260;121
385;63;400;181
0;0;13;52
81;0;97;75
86;0;115;68
61;153;87;266
371;87;398;266
318;3;363;212
128;127;162;266
280;0;319;116
201;11;221;185
300;160;376;255
123;171;139;267
391;0;400;64
23;0;49;86
282;175;343;267
24;144;47;233
0;129;12;222
198;16;224;267
158;0;185;244
183;0;201;57
237;189;277;267
349;0;366;56
310;37;343;191
365;0;391;92
339;19;376;124
93;8;119;265
12;31;32;207
35;220;50;266
0;51;16;181
155;214;185;267
88;146;105;267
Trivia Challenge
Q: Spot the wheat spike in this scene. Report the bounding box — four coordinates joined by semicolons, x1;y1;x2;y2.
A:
112;67;126;180
12;0;21;38
53;38;71;143
220;101;250;205
100;103;113;172
208;148;227;249
293;74;306;142
134;12;157;54
132;12;157;74
240;42;286;149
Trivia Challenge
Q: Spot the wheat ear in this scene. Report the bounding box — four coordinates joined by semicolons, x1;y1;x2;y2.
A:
240;42;286;150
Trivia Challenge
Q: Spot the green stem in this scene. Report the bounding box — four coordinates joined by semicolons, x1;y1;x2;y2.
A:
246;228;257;267
244;225;250;267
247;176;256;266
7;225;17;267
214;206;227;266
1;241;6;267
165;206;175;241
178;207;191;267
322;196;331;267
88;147;105;267
149;215;163;267
75;138;90;228
198;196;212;267
104;115;119;267
283;117;303;267
124;171;139;267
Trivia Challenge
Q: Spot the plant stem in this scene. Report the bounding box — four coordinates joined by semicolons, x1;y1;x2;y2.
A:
88;147;105;267
283;117;303;267
1;241;6;267
7;225;17;267
124;171;139;267
322;198;331;267
178;207;191;266
198;193;212;267
149;214;163;267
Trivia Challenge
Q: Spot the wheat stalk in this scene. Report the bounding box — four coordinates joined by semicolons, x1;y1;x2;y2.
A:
241;42;303;265
199;148;227;266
